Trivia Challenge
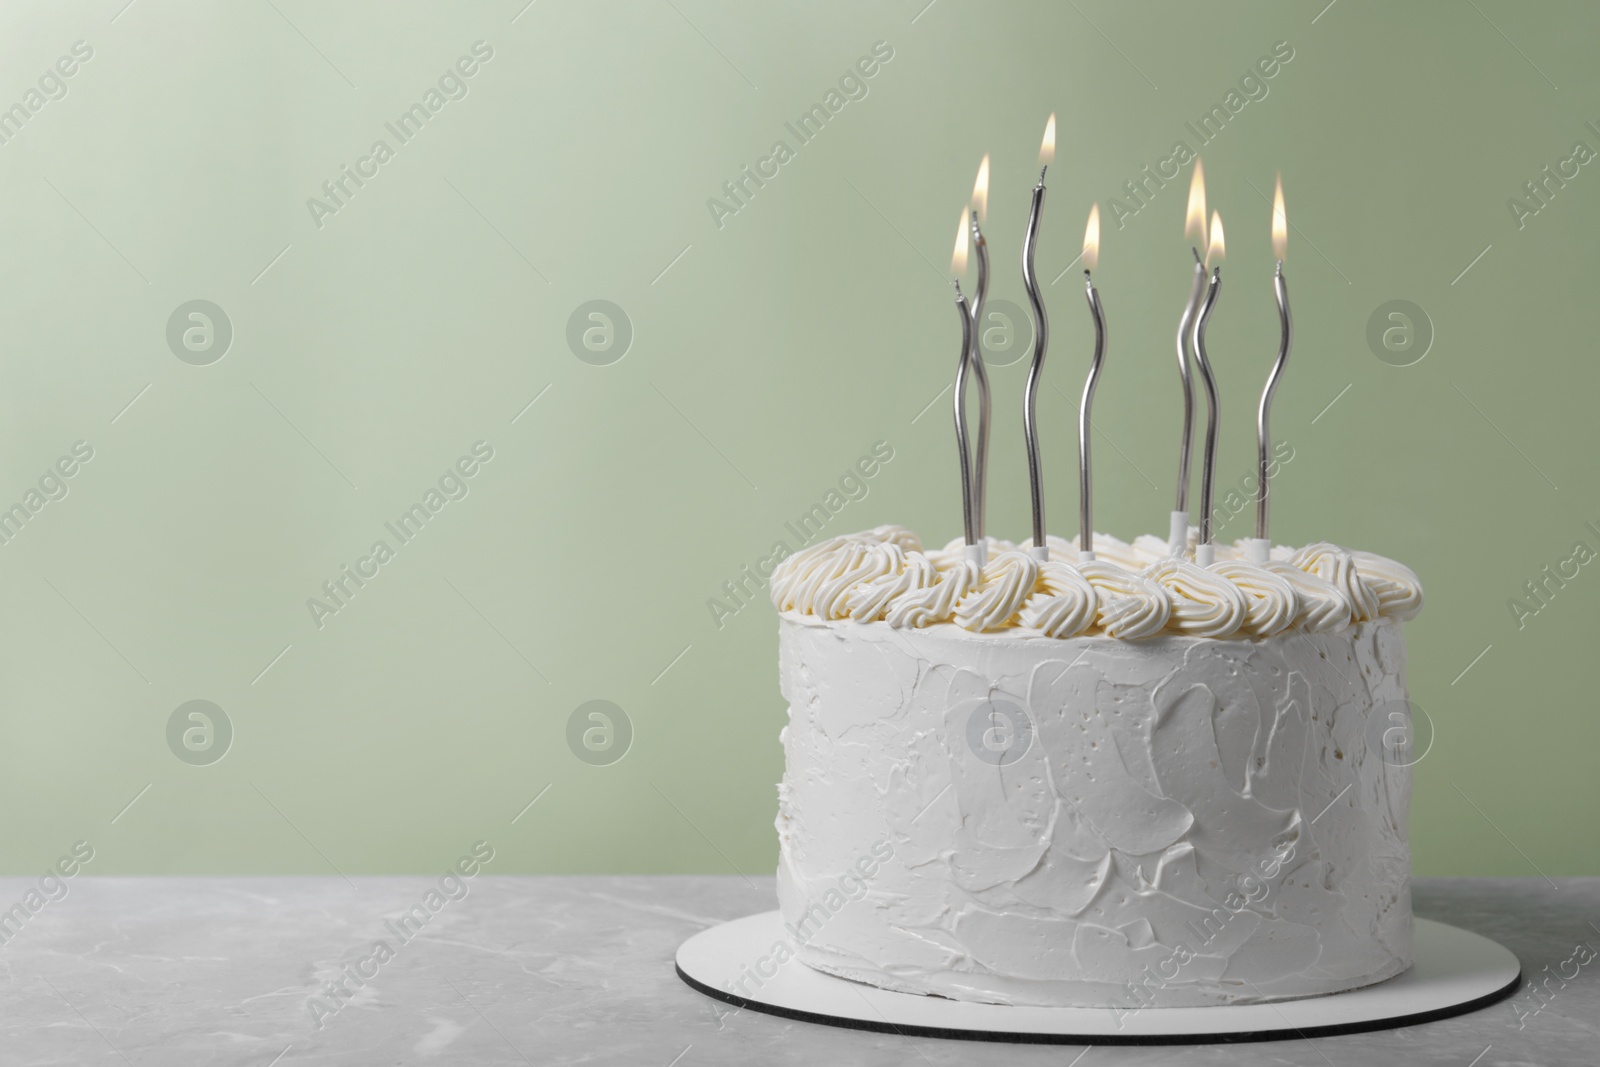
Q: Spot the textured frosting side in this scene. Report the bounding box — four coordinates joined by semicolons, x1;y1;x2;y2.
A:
774;614;1414;1007
769;527;1419;639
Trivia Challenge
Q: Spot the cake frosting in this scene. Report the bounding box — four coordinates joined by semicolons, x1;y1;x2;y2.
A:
768;526;1422;1008
769;525;1421;639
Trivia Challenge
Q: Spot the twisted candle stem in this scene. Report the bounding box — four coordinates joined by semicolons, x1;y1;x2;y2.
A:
1191;266;1223;546
952;281;979;545
1021;169;1050;550
968;212;992;539
1079;272;1106;555
1174;248;1206;512
1256;262;1292;540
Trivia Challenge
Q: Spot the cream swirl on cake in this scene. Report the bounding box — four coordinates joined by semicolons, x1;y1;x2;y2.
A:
939;535;1021;563
1078;559;1171;638
1262;561;1354;632
1130;532;1178;566
772;538;899;619
1143;557;1249;638
768;527;1421;636
1018;534;1085;563
1291;542;1382;622
846;551;937;622
1209;559;1300;636
1352;550;1424;620
1082;533;1147;572
954;550;1040;632
884;557;980;628
1019;561;1099;638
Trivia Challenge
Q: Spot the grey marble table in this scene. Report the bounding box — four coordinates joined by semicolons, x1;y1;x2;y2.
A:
0;875;1593;1065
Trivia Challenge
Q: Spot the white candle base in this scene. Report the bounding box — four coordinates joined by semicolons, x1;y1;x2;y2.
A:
1169;510;1189;557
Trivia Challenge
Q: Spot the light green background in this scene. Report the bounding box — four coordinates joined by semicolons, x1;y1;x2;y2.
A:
1;0;1594;878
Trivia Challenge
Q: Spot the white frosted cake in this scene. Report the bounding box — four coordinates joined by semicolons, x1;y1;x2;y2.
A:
768;525;1423;1009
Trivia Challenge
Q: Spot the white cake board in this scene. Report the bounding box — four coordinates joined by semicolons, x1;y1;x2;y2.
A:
676;911;1520;1044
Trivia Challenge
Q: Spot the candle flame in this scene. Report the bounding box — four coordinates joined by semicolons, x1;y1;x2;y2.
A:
951;206;969;275
1185;158;1207;246
1083;204;1100;272
1039;114;1056;167
1271;173;1287;261
1206;210;1225;266
971;154;990;225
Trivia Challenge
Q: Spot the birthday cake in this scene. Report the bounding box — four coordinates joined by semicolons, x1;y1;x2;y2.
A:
767;528;1423;1008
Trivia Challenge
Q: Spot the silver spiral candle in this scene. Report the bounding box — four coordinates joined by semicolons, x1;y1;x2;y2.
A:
1021;166;1050;553
1173;158;1209;553
1191;210;1226;563
952;280;979;547
1078;205;1105;558
1175;248;1206;516
967;209;993;541
1253;176;1292;558
1256;262;1291;541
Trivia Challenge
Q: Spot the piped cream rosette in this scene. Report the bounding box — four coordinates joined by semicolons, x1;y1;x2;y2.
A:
769;526;1422;640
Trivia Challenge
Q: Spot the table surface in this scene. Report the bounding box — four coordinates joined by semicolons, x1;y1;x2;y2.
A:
0;875;1593;1066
